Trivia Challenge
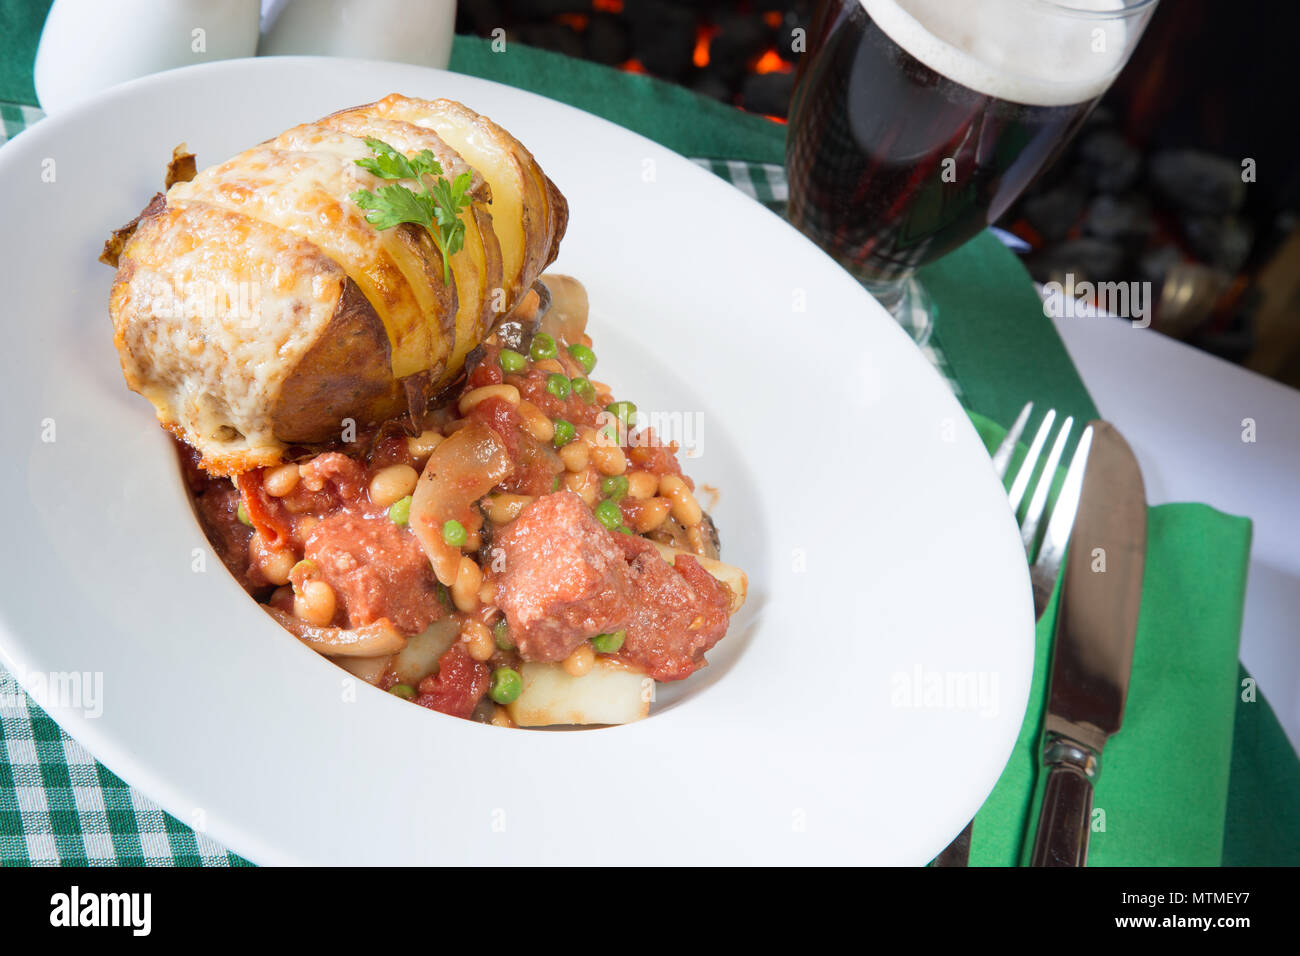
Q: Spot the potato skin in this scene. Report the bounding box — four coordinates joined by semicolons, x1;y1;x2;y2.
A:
447;201;505;374
540;175;569;275
270;278;402;444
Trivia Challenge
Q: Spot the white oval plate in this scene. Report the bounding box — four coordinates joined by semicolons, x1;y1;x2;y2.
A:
0;57;1033;865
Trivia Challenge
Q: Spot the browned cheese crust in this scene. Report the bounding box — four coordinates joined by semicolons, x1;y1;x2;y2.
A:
106;95;568;474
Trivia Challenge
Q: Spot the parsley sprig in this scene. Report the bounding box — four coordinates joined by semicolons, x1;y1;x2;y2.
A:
349;137;472;285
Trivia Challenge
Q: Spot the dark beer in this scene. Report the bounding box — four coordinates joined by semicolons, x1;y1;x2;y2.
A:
787;0;1134;286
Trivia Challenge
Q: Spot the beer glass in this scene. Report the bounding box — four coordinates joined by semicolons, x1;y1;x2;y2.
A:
787;0;1159;344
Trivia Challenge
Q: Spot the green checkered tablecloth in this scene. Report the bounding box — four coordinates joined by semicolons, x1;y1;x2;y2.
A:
0;102;41;141
0;103;962;867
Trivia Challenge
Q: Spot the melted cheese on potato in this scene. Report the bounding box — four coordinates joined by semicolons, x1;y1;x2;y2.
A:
107;95;567;474
168;142;447;382
297;117;503;377
110;200;350;470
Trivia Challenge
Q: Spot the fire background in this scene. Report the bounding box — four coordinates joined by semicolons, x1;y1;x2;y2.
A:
456;0;1300;386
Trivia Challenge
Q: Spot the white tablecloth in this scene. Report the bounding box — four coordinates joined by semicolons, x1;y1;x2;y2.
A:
1052;311;1300;754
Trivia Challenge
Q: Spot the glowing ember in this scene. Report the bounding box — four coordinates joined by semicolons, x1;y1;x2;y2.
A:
555;13;588;30
693;24;718;69
619;58;647;74
753;48;793;75
593;0;623;13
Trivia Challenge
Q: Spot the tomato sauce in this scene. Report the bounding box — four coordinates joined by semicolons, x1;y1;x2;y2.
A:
415;645;491;719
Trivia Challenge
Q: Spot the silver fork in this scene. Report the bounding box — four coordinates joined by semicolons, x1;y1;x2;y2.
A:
931;402;1094;867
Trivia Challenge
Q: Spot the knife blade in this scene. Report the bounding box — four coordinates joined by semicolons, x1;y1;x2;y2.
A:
1029;420;1147;867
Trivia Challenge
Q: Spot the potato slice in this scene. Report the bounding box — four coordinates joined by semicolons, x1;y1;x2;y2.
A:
334;654;392;686
524;154;568;277
507;659;652;727
649;541;748;615
309;113;503;382
373;96;547;304
272;121;471;358
443;201;504;380
390;618;460;686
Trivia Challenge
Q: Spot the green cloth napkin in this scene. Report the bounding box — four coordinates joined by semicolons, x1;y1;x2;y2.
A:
965;413;1252;865
1223;662;1300;866
924;247;1098;428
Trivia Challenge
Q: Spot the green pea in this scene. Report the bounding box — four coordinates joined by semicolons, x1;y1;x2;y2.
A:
493;618;513;651
388;495;412;526
546;373;571;401
594;498;622;531
490;667;522;705
553;419;576;447
530;333;557;361
571;376;597;405
606;400;637;429
389;684;416;701
591;630;626;654
499;348;527;373
236;500;252;527
442;519;468;548
600;475;629;501
567;343;597;375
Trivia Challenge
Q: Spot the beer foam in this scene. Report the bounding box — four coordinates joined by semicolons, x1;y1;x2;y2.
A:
860;0;1131;106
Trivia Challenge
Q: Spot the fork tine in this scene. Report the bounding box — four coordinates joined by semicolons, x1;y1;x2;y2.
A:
1020;416;1073;559
991;402;1033;480
1007;408;1055;514
1037;425;1094;573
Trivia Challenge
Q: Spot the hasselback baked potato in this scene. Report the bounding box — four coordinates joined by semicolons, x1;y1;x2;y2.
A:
105;94;567;475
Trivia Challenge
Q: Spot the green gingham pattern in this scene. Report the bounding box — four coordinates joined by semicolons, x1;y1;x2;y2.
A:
0;105;961;866
1;684;248;866
0;102;42;142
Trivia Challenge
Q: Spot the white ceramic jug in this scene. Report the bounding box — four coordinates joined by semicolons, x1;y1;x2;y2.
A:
34;0;262;114
259;0;457;69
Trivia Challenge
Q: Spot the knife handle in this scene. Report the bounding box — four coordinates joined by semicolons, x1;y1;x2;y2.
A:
1030;735;1099;867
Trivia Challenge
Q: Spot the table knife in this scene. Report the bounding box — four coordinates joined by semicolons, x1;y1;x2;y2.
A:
1029;420;1146;867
